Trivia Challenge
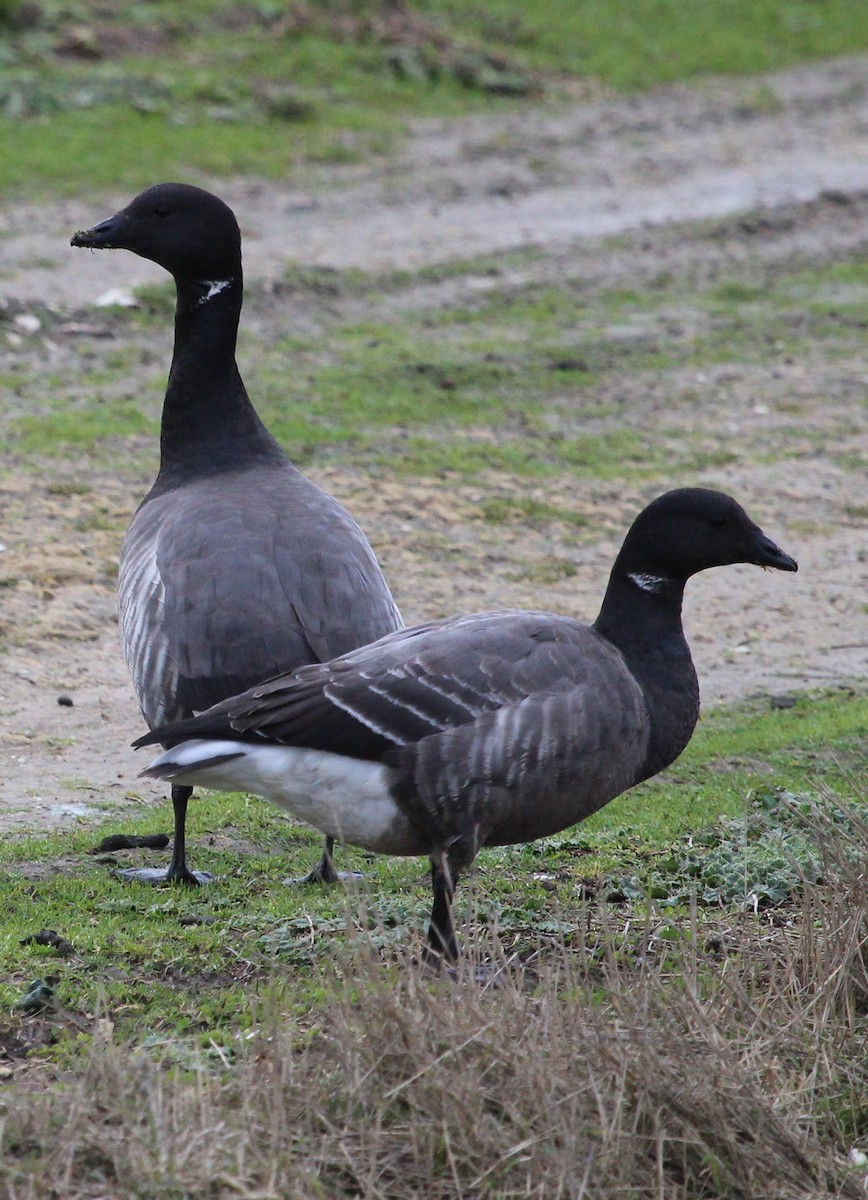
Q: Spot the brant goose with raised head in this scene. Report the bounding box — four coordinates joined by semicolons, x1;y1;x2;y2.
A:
71;183;402;885
135;488;796;961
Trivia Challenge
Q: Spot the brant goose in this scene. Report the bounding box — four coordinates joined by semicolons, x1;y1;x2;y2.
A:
71;183;402;885
135;489;796;961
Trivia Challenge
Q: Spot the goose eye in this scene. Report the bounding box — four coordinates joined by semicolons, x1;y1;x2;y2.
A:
709;516;727;529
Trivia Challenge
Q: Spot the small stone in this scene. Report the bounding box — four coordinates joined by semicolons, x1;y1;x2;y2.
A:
15;978;56;1014
94;287;138;308
770;693;797;710
14;313;42;334
550;357;590;372
57;694;74;707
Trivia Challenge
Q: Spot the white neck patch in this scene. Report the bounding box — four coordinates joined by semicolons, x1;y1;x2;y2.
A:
627;572;670;594
198;279;232;305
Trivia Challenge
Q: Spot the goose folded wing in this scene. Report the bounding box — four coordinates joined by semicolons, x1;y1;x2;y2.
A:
387;645;651;850
262;474;403;661
233;609;609;746
135;611;621;764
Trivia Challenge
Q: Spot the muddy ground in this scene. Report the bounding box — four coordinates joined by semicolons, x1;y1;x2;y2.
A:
0;56;866;836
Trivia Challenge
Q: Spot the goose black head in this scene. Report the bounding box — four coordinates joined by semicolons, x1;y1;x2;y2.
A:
71;182;242;284
618;488;798;585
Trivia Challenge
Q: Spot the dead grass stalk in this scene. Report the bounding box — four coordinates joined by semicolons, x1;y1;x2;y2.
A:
1;791;866;1198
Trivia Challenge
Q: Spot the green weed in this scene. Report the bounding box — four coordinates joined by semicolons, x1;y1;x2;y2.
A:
8;402;155;454
6;246;868;485
480;496;590;527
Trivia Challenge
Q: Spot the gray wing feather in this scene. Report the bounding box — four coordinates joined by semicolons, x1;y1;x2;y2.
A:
321;610;607;734
227;610;580;749
167;608;645;760
119;515;177;728
120;465;401;729
394;660;649;848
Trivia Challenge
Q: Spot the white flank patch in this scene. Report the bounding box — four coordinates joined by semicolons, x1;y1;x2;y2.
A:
627;572;670;594
144;740;424;856
198;279;232;305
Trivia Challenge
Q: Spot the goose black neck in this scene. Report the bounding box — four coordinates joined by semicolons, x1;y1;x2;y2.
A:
593;561;699;776
154;271;286;488
594;560;691;670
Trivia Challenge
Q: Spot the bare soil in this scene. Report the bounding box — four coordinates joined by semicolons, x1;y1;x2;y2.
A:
0;56;866;836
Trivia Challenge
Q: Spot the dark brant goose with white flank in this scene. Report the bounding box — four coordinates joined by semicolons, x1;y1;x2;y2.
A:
135;488;796;961
71;182;402;886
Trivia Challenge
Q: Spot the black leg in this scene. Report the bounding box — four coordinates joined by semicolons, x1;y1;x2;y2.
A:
164;784;200;885
295;835;340;885
113;784;214;886
425;858;459;965
288;836;365;886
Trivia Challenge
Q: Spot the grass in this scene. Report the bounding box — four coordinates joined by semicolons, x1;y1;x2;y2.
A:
6;243;866;483
0;691;866;1196
2;0;868;198
429;0;868;86
10;403;154;453
480;495;591;527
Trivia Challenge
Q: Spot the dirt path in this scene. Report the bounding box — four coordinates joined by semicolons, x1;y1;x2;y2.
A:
0;56;866;834
5;56;868;303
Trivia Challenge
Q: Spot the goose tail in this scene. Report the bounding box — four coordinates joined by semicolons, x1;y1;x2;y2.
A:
140;740;246;782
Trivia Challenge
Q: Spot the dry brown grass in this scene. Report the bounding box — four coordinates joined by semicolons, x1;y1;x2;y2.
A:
2;794;867;1199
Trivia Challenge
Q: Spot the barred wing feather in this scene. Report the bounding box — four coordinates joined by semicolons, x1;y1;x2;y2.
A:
139;611;638;773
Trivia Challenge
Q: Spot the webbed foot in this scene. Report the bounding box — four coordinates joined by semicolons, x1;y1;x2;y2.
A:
113;866;215;886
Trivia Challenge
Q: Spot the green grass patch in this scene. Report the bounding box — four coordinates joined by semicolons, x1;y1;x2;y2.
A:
359;428;665;480
8;399;156;454
6;243;868;482
4;242;868;484
246;250;868;477
428;0;868;88
3;1;868;198
580;687;866;849
480;495;590;527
